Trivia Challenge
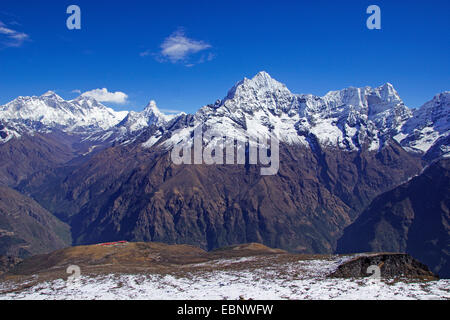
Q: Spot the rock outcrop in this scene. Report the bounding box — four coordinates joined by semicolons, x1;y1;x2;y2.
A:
329;253;437;279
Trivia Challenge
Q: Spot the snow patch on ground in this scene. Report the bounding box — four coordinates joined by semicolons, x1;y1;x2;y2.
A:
1;256;448;300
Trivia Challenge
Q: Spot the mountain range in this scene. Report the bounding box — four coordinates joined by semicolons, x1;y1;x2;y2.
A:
0;72;448;277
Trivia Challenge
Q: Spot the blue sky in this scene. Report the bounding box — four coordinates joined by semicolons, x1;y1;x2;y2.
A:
0;0;449;113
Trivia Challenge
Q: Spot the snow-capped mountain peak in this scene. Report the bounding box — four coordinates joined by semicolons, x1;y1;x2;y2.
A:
224;71;292;104
395;92;450;155
241;71;288;91
79;100;186;145
210;71;298;123
378;82;400;100
143;100;165;124
115;100;170;135
163;72;447;156
40;90;64;100
316;83;403;116
0;91;127;135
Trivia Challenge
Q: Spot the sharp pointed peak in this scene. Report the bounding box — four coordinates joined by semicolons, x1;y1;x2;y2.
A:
252;70;273;80
144;100;160;113
377;82;397;92
246;71;281;85
373;82;402;103
41;90;63;100
225;71;290;102
143;100;169;120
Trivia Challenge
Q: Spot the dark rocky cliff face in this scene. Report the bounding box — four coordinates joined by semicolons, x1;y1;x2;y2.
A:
21;137;422;254
337;159;450;278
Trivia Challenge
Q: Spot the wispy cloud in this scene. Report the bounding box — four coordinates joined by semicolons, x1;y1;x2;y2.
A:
0;20;29;48
71;89;82;94
81;88;128;104
139;50;151;57
160;108;184;114
141;29;212;66
160;29;211;63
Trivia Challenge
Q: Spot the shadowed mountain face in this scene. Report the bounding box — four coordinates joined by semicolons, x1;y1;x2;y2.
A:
21;136;422;254
337;159;450;278
0;130;87;187
0;186;71;258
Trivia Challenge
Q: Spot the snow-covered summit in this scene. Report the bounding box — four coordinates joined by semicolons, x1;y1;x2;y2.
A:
314;83;403;115
220;71;296;114
162;72;447;155
296;83;412;149
83;100;183;146
395;92;450;155
226;71;291;99
0;92;128;134
142;100;168;126
116;100;174;134
40;90;64;100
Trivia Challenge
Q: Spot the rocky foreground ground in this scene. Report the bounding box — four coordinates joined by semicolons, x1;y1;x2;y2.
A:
0;242;448;300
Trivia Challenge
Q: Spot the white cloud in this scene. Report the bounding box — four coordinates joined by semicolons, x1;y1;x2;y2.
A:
71;89;81;94
0;20;29;48
81;88;128;104
160;108;184;114
159;29;211;63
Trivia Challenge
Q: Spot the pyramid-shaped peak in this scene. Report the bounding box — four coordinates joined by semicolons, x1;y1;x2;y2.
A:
225;71;290;101
252;71;273;80
378;82;397;93
143;100;170;121
374;82;402;103
247;71;284;87
144;100;162;115
41;90;63;100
